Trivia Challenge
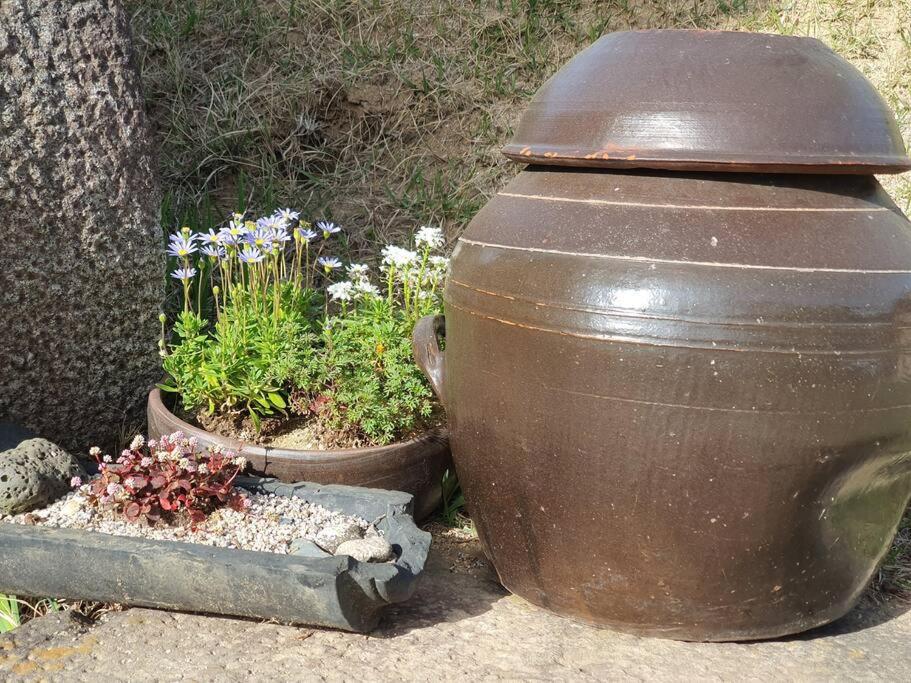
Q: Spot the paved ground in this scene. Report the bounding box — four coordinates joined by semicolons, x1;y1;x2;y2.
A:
1;527;908;681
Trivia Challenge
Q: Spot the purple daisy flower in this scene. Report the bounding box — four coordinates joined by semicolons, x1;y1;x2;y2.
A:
318;256;342;273
315;220;341;239
245;226;274;252
273;208;300;225
201;244;226;259
171;267;197;281
197;229;222;246
271;227;292;243
166;233;198;258
256;215;285;231
238;246;264;264
218;223;249;245
295;227;318;243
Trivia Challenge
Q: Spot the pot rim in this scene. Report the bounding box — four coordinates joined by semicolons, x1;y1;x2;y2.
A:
147;386;448;464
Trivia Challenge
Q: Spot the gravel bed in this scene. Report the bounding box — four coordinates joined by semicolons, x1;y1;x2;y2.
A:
0;485;372;555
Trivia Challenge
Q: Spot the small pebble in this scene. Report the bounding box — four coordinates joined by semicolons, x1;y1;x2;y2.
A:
315;519;365;553
335;536;395;563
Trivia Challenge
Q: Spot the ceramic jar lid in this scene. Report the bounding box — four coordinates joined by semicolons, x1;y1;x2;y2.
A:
503;30;911;174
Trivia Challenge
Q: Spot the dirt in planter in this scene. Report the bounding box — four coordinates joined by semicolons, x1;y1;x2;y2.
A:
184;406;368;451
181;400;439;451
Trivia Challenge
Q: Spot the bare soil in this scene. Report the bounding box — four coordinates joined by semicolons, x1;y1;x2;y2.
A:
186;406;358;450
423;521;492;578
183;403;438;451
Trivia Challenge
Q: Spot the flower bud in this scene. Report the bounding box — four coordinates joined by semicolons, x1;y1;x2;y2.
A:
158;313;167;323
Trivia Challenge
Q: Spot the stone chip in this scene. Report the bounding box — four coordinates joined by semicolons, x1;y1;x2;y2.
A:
315;519;365;553
335;536;396;563
290;539;332;559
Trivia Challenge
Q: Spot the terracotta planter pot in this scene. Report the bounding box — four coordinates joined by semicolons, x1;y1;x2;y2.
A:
147;388;451;521
415;31;911;641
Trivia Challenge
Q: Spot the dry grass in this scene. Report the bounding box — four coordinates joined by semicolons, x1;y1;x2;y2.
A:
127;0;772;247
126;0;910;245
0;595;115;632
126;0;910;599
874;507;911;601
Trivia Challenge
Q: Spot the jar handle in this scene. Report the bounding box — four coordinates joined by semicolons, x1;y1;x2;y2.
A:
412;315;446;406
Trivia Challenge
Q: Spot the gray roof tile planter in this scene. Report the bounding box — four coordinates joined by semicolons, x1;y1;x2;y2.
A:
0;477;431;632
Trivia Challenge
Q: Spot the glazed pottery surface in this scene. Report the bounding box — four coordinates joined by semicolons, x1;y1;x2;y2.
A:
422;167;911;640
147;388;451;521
503;30;911;173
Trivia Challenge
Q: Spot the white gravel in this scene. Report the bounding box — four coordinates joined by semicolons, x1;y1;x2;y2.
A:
0;484;373;555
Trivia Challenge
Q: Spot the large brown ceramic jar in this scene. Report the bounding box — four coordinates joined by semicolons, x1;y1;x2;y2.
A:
414;31;911;640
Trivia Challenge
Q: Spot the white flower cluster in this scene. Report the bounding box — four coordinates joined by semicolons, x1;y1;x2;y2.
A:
415;226;444;249
328;263;382;303
429;255;450;276
347;263;380;299
327;281;355;302
382;245;419;268
346;263;369;280
323;226;448;309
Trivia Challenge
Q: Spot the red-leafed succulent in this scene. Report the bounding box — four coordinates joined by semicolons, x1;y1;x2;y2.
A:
86;431;250;525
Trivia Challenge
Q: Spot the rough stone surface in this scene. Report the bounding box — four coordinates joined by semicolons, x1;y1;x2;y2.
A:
0;439;84;515
1;528;909;681
289;539;331;558
336;535;396;562
0;0;163;452
315;519;365;553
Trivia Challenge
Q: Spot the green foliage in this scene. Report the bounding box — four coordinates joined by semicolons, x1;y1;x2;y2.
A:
314;233;445;443
440;469;466;527
161;216;446;445
0;594;20;633
321;296;437;445
162;283;320;428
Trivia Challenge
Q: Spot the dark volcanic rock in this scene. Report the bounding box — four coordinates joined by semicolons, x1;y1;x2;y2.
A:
0;438;85;515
